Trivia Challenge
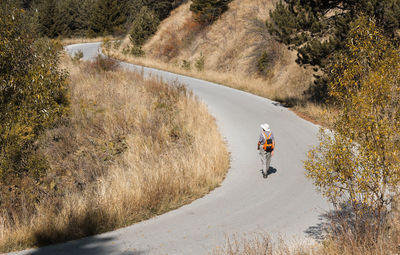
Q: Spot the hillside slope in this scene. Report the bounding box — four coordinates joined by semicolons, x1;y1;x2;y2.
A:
148;0;313;102
1;49;229;252
111;0;321;121
145;0;278;76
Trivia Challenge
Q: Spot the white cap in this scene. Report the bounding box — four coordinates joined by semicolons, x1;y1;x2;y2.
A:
260;123;270;131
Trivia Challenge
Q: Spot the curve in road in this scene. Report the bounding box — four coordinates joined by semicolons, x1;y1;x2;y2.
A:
9;43;330;255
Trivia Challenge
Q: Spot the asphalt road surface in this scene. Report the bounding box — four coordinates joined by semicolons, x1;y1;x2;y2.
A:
9;43;330;255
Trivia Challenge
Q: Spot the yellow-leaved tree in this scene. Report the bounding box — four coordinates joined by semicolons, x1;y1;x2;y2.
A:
305;16;400;220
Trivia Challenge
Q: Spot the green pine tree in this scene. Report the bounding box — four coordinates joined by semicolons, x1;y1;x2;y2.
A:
60;0;94;37
89;0;127;36
268;0;400;69
144;0;186;20
37;0;59;37
129;6;159;46
267;0;400;100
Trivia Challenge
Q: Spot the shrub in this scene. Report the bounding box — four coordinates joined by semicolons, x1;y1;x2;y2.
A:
0;4;68;181
130;45;145;57
256;50;277;77
122;46;130;55
181;60;191;70
71;50;84;62
305;16;400;222
113;40;122;50
0;2;68;217
195;53;205;71
102;37;112;54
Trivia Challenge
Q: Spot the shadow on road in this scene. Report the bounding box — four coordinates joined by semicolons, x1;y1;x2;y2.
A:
260;167;278;179
305;208;351;242
266;167;277;176
305;202;383;242
27;236;144;255
305;218;327;241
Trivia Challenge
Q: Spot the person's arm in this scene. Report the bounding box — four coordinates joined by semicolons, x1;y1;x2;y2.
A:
258;133;264;150
271;135;276;156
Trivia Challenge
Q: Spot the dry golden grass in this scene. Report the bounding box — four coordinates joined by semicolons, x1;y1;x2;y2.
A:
60;37;111;46
144;0;277;75
0;56;229;252
211;233;317;255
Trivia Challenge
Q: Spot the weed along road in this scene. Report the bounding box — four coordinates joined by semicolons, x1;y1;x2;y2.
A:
9;42;330;255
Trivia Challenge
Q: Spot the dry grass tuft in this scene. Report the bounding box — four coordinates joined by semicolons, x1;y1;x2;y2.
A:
0;56;229;252
211;233;316;255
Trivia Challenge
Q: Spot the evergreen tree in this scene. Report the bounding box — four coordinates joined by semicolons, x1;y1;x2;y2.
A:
54;0;93;37
267;0;400;101
16;0;37;9
32;0;185;38
268;0;400;69
144;0;186;20
130;6;159;46
190;0;232;25
37;0;59;37
89;0;127;36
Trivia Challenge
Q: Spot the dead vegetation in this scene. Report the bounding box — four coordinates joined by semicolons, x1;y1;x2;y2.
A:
0;55;229;252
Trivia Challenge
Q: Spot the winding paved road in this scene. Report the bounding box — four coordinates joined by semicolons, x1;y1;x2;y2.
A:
9;43;330;255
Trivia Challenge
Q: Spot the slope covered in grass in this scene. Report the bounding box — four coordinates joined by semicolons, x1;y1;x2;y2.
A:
0;56;229;252
109;0;327;123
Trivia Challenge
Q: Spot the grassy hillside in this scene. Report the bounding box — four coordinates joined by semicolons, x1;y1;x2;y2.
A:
0;55;229;252
108;0;328;124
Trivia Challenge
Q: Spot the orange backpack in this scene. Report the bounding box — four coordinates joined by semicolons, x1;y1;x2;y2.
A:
263;132;274;152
